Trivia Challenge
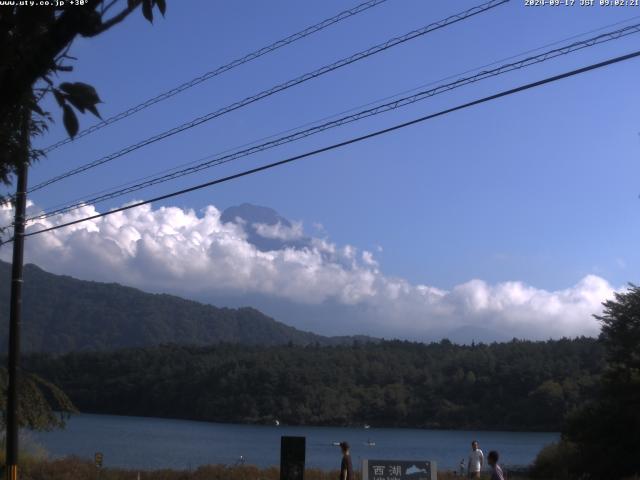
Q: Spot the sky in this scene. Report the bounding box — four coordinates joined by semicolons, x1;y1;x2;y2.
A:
1;0;639;341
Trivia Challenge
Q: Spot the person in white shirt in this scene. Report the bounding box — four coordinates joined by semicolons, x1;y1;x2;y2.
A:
467;440;484;478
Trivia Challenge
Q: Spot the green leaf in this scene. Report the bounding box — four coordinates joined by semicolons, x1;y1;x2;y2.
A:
53;89;66;107
86;104;102;120
155;0;166;16
65;96;86;114
58;82;102;119
142;0;153;23
28;97;47;117
62;104;79;138
30;102;46;117
59;82;101;105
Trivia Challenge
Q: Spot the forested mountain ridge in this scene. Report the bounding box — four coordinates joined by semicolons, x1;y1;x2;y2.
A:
0;261;373;353
24;337;604;431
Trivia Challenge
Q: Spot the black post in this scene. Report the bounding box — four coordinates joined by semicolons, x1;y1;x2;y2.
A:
280;436;305;480
5;114;29;480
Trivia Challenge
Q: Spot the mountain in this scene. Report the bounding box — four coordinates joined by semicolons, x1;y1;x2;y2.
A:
221;203;313;252
0;261;373;354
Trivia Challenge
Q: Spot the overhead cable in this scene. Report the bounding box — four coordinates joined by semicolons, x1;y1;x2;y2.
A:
27;22;640;222
4;48;636;242
40;0;391;153
29;0;509;193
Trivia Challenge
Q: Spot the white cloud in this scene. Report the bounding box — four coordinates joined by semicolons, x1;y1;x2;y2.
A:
0;201;616;341
253;221;304;241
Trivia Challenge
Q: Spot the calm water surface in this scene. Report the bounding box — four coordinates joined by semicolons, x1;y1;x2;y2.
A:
31;414;558;472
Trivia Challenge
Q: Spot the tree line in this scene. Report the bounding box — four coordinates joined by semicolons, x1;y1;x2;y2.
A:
23;337;603;432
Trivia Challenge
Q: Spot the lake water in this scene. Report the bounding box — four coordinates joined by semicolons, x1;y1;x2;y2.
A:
30;414;558;472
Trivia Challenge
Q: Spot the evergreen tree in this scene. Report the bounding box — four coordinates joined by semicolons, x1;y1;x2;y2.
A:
563;284;640;479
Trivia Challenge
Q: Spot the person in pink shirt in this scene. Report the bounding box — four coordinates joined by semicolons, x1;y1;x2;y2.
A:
487;450;505;480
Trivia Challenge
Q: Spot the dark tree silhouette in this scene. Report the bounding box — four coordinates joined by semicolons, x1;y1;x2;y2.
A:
0;0;166;193
0;0;166;429
561;284;640;479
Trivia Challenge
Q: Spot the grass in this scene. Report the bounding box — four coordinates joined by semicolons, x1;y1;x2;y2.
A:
5;456;536;480
12;458;339;480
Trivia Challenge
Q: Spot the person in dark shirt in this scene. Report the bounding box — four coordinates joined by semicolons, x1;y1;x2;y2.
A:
339;441;353;480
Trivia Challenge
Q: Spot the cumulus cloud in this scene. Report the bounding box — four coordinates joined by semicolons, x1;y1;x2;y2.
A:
0;201;616;341
253;221;304;241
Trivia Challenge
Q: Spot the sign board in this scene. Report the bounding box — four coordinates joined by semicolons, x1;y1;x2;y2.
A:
362;459;437;480
95;452;103;468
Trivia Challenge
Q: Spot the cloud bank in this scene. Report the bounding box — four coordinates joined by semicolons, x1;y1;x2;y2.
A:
0;201;615;341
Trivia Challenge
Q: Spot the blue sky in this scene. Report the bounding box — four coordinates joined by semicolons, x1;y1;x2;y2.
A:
3;0;639;340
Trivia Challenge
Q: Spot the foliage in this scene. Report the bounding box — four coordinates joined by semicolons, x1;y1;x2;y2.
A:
559;284;640;479
24;337;603;432
0;261;372;353
0;0;166;196
18;457;352;480
596;284;640;376
529;441;579;479
0;367;77;431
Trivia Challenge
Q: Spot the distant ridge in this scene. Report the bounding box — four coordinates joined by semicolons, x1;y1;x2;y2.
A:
0;260;375;354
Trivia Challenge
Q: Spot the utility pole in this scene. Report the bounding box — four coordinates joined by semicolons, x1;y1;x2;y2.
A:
5;111;29;480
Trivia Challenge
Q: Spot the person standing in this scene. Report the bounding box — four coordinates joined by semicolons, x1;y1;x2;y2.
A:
467;440;484;478
339;441;353;480
487;450;505;480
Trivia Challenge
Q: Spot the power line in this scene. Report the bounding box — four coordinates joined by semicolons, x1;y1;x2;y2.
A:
40;0;390;154
4;48;637;243
31;13;640;218
26;22;640;222
28;0;509;194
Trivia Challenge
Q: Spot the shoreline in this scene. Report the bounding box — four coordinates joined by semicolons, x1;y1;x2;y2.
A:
59;411;562;435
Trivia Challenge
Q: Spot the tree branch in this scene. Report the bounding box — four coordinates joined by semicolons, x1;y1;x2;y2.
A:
102;0;121;15
85;0;141;37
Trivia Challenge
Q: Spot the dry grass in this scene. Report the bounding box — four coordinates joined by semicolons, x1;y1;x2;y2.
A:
10;457;536;480
17;457;349;480
437;472;531;480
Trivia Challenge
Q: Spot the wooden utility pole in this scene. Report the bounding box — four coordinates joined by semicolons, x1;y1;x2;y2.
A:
5;112;29;480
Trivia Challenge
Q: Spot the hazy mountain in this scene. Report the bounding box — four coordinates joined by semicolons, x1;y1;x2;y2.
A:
221;203;313;252
219;204;515;344
0;261;374;354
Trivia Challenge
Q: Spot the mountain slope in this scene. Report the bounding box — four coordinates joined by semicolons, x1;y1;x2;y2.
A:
0;261;370;353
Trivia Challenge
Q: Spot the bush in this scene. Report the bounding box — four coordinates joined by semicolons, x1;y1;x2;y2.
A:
530;441;579;479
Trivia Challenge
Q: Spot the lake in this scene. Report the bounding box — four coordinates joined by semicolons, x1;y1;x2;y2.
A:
30;414;558;472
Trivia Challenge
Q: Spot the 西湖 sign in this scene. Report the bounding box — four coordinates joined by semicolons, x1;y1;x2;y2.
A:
362;459;437;480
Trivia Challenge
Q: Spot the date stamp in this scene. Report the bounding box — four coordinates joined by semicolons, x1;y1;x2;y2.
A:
525;0;639;6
